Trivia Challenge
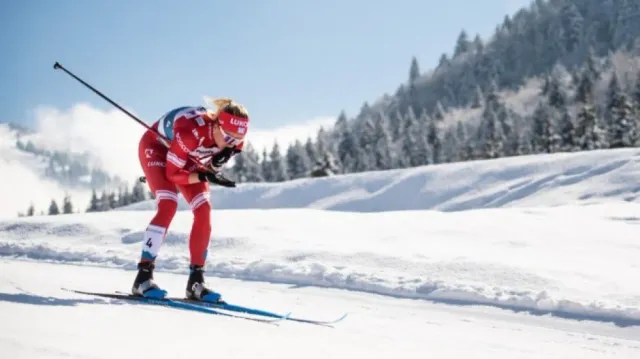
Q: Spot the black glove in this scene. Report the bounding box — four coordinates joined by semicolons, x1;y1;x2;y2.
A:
197;171;236;188
210;147;240;170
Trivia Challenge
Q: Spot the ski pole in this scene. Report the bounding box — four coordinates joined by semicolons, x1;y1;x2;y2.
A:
52;62;211;172
53;62;157;135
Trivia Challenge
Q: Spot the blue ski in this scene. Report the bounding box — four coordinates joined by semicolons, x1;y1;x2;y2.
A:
171;297;348;327
62;288;288;324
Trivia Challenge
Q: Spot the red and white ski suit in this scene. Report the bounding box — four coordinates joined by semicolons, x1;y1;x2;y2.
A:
137;106;244;266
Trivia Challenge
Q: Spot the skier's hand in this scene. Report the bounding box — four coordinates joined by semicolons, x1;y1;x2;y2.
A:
197;171;236;188
210;147;238;169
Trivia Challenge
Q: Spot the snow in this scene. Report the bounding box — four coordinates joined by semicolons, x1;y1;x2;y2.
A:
0;125;93;219
2;147;640;358
122;147;640;212
2;260;640;359
1;203;640;326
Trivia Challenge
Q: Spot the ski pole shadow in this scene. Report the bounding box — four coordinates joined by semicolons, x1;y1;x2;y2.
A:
0;292;109;307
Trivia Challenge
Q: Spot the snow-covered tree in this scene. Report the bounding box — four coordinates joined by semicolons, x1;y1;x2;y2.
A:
609;91;638;148
286;140;312;179
575;102;606;151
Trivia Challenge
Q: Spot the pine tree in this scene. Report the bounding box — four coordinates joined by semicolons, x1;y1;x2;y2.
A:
575;66;595;104
87;189;100;212
441;127;458;163
63;195;73;214
575;102;606;151
107;192;117;209
561;2;584;54
398;108;422;167
546;74;567;111
27;203;35;216
337;129;361;173
432;102;445;123
131;181;146;203
497;108;514;156
286;140;312;179
233;143;264;183
456;121;473;161
634;70;640;116
48;199;60;215
371;112;393;170
97;191;109;211
268;142;288;182
389;110;404;143
605;73;622;138
409;57;420;83
558;107;577;151
471;85;484;109
530;102;559;153
304;137;318;167
357;116;376;171
118;187;132;207
408;57;421;106
260;148;272;182
609;92;638;148
454;30;471;57
480;105;505;159
426;118;442;164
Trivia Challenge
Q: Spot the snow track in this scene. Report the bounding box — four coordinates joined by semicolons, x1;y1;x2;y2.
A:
1;260;639;359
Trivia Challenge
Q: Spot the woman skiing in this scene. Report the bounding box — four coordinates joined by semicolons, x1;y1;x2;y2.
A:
132;97;249;302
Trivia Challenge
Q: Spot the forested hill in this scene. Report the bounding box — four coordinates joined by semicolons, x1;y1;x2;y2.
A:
230;0;640;184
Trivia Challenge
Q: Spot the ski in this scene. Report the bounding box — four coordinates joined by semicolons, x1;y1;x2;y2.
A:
61;288;287;324
169;297;348;327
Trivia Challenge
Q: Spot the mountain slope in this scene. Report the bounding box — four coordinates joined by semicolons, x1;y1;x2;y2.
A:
0;124;120;218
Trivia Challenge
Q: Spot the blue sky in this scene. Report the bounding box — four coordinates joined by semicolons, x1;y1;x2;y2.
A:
1;0;529;131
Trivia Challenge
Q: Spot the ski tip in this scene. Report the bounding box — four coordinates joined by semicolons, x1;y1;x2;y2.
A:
284;312;349;327
333;312;349;323
61;287;81;294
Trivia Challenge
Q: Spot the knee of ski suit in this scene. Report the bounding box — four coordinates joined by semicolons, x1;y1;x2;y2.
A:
192;198;211;235
154;197;178;228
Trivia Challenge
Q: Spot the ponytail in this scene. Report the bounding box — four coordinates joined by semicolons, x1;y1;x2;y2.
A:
206;97;249;118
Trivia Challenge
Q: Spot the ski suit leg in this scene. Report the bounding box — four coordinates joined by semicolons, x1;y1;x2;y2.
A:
177;181;212;266
137;134;179;263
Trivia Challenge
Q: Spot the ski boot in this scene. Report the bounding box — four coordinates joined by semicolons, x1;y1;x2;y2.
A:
131;261;167;299
185;265;223;303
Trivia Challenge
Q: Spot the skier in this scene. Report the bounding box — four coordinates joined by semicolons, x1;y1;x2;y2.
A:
132;97;249;302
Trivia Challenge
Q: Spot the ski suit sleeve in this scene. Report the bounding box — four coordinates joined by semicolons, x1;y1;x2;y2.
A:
165;128;199;184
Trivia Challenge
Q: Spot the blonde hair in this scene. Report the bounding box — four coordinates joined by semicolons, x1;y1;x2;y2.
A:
207;97;249;118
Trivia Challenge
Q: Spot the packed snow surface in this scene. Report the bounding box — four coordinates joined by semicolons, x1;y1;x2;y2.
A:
1;203;639;325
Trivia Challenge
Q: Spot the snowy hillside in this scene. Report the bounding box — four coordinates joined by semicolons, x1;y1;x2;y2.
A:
124;147;640;212
0;124;94;218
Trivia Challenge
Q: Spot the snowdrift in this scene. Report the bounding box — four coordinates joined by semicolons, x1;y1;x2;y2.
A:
123;148;640;212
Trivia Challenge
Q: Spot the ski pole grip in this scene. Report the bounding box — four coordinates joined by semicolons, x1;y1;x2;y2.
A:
53;62;62;70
